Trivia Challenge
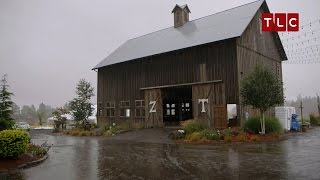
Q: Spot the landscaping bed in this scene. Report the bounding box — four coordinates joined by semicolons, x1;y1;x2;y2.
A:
171;118;285;144
176;133;284;145
62;122;144;137
0;149;48;171
0;129;49;171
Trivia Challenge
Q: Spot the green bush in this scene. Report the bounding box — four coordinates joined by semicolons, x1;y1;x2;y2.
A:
27;144;48;157
0;129;30;159
224;135;232;142
244;116;282;134
187;132;203;141
0;118;14;131
181;120;207;134
310;114;320;126
200;129;220;141
221;128;231;136
265;117;283;134
244;117;261;134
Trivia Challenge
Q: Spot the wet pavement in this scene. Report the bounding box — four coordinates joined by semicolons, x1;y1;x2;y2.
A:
1;128;320;180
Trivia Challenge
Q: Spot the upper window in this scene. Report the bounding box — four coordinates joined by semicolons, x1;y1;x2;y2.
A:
135;100;145;117
106;101;115;117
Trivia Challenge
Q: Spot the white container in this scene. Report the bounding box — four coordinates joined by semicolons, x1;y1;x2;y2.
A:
275;107;296;131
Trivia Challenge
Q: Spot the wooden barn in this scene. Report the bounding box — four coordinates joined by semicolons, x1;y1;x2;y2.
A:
93;0;287;128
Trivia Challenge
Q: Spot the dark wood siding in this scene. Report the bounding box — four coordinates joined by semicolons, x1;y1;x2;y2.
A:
236;5;284;125
97;39;238;125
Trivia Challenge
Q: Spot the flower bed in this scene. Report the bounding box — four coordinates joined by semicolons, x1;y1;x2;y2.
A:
173;119;284;144
63;122;144;137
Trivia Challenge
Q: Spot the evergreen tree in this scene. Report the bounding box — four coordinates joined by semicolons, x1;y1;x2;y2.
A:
0;74;14;130
69;79;94;129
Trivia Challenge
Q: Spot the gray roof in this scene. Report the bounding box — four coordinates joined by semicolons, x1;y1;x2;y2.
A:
94;0;265;69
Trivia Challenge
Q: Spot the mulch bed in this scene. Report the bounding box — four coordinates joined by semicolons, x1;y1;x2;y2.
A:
0;154;48;171
176;133;285;145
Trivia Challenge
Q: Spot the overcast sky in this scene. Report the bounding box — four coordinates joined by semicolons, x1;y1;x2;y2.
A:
0;0;319;108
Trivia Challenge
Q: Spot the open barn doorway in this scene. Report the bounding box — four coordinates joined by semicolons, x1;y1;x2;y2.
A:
162;86;193;126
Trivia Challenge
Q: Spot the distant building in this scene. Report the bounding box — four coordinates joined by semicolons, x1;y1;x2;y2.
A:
47;105;97;125
93;0;286;128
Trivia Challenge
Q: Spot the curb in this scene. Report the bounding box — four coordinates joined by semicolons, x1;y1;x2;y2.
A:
0;154;49;173
19;154;49;169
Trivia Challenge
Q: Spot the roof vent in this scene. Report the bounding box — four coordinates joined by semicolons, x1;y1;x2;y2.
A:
172;4;191;28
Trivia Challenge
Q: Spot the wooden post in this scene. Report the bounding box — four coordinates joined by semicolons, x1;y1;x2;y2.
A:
317;94;320;116
299;101;303;125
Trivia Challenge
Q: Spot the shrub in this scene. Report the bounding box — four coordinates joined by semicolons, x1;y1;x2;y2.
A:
265;117;282;134
310;114;320;126
231;128;241;136
244;117;261;134
27;144;48;157
79;131;87;136
0;129;30;159
221;128;231;136
244;116;283;134
200;129;220;141
71;130;81;136
236;134;247;142
186;132;203;141
224;135;232;142
176;130;186;139
0;118;14;131
181;119;207;134
103;131;112;137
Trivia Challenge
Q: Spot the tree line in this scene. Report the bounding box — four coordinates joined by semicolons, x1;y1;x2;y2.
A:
1;74;95;130
12;102;55;126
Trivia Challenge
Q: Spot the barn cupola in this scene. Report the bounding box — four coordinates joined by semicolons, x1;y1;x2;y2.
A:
172;4;191;28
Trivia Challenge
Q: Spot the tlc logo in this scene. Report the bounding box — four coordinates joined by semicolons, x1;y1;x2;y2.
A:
261;13;299;32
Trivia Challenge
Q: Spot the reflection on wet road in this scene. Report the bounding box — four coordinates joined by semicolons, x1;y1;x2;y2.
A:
1;128;320;180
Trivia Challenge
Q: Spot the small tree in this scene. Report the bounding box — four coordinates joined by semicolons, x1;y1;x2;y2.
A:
37;112;44;127
0;74;14;131
240;65;284;134
69;79;94;129
52;107;68;130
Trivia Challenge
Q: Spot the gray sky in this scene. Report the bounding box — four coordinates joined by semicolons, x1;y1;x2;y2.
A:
0;0;319;108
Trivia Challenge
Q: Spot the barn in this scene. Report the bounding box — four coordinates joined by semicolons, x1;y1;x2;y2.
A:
93;0;287;128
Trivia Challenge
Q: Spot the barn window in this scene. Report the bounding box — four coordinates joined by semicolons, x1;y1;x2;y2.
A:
98;102;103;117
106;101;115;117
120;101;130;117
135;100;145;117
181;102;191;112
165;103;176;116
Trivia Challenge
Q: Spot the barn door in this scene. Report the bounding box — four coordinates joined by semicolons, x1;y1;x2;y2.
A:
213;105;227;129
144;89;163;128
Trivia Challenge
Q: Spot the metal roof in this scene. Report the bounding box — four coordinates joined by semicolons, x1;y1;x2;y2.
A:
93;0;265;69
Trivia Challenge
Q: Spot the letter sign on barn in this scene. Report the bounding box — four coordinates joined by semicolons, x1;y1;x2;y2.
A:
198;99;209;113
149;101;157;113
